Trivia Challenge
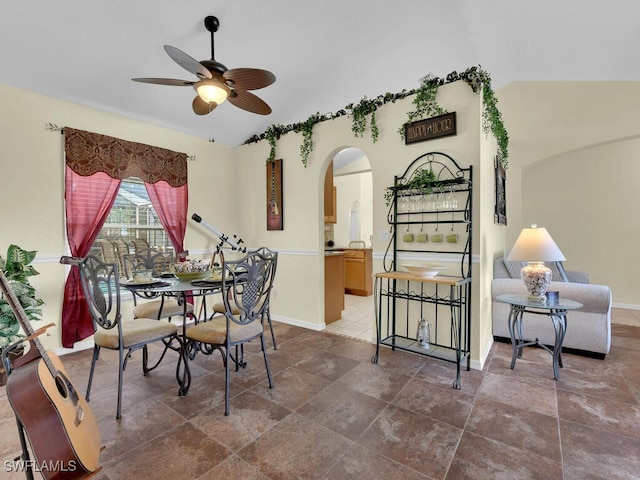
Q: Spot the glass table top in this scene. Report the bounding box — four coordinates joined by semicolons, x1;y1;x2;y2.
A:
496;293;583;310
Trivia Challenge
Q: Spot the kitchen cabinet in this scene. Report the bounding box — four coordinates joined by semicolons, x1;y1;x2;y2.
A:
324;252;344;323
344;248;372;296
324;163;337;224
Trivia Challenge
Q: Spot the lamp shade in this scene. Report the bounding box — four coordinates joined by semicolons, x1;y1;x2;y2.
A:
506;225;566;262
195;79;230;105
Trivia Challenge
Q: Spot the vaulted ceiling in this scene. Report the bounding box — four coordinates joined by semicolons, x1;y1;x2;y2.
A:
2;1;638;146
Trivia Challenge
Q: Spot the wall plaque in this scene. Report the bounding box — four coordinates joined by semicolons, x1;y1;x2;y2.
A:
494;157;507;225
404;112;457;145
266;159;283;230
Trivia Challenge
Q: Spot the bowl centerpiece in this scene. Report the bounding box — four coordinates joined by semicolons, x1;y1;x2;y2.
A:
172;258;211;281
401;263;447;278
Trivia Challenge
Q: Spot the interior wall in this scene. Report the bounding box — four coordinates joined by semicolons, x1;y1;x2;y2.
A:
522;138;640;305
496;81;640;307
1;79;504;367
0;83;235;352
235;80;500;366
333;171;373;247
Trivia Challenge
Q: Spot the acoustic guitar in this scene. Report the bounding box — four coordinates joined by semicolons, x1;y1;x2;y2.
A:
266;160;282;231
0;270;101;479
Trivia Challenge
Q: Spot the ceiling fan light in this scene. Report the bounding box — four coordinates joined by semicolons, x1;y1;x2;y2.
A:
195;80;230;105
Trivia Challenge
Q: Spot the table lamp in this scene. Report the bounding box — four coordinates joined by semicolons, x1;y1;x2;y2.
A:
506;224;566;302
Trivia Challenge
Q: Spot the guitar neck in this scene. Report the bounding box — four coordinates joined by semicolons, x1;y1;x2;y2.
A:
0;270;52;372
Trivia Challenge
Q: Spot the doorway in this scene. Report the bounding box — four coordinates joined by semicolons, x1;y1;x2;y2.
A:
327;147;373;248
323;147;375;341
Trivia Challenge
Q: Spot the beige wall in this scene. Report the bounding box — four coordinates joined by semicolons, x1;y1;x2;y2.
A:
0;84;236;352
233;80;501;367
333;171;373;247
497;82;640;306
1;79;508;367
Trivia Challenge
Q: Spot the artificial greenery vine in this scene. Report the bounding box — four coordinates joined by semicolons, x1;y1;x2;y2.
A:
398;74;447;139
299;112;322;168
383;167;437;206
347;96;381;142
265;125;282;162
481;78;509;168
248;65;509;169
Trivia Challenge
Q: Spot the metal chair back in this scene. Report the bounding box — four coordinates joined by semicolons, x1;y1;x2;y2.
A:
78;255;122;332
123;248;172;278
222;249;276;328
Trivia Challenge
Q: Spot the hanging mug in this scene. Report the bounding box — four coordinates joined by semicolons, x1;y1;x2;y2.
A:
402;225;414;243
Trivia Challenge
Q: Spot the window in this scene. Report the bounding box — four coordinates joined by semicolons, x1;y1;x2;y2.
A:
91;178;174;259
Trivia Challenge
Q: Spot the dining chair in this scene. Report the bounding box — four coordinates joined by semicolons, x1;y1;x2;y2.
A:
179;249;275;415
123;248;195;322
76;255;183;419
95;239;120;267
131;238;150;253
211;247;278;349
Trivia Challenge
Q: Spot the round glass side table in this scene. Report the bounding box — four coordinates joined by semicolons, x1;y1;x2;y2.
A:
496;294;583;380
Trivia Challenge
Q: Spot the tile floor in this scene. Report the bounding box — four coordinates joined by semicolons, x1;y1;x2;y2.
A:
1;305;639;479
325;294;376;342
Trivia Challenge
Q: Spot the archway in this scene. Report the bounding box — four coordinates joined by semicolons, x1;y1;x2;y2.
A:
324;147;373;248
322;147;374;339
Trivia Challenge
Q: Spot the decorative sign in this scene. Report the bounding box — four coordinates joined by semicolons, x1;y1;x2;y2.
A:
266;159;283;230
404;112;457;145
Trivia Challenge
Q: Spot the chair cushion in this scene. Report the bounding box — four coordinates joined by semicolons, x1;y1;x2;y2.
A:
94;318;178;349
185;315;263;345
133;298;194;319
212;301;241;315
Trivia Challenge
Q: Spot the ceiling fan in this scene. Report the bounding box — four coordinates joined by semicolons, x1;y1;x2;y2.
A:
133;15;275;116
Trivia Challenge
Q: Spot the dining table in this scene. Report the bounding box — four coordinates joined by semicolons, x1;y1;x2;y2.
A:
122;273;225;334
122;274;228;390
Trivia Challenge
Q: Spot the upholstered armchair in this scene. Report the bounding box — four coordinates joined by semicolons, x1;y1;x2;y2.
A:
492;256;612;358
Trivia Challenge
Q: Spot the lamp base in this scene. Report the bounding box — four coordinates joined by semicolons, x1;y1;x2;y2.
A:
521;262;552;302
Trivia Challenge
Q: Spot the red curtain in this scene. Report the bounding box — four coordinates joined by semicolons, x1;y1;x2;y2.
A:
145;181;188;256
62;128;188;347
62;168;121;347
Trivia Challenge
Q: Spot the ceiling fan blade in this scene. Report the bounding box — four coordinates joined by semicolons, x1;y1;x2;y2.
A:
132;77;194;86
228;89;272;115
192;96;216;115
224;68;276;90
164;45;212;79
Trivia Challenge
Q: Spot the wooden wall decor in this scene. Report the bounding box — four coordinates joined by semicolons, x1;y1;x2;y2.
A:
495;158;507;225
266;159;283;230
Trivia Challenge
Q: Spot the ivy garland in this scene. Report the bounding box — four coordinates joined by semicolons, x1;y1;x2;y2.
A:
299;112;322;168
398;74;446;139
248;65;509;169
347;96;381;141
264;124;283;162
481;78;509;168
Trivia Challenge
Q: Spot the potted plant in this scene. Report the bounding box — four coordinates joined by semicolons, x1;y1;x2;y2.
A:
0;244;43;385
384;167;438;206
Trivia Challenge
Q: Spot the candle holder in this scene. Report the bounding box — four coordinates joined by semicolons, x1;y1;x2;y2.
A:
416;318;431;349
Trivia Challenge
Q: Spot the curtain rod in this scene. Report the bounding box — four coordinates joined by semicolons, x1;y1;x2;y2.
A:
45;123;196;161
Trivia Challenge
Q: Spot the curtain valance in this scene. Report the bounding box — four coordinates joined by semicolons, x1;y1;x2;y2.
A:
64;127;187;187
